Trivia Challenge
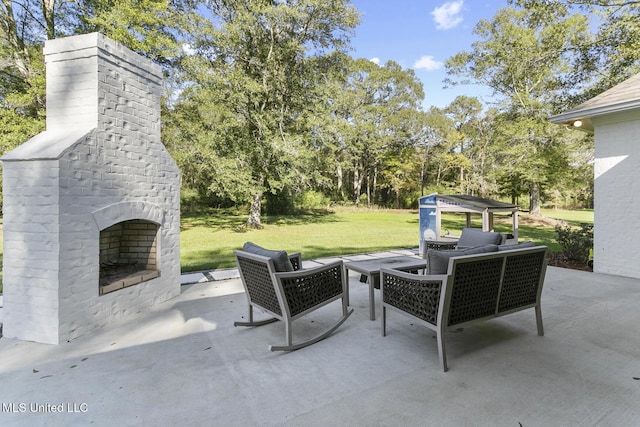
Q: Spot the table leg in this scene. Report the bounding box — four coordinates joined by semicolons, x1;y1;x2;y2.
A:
368;278;374;320
342;266;350;307
344;266;376;321
368;273;378;321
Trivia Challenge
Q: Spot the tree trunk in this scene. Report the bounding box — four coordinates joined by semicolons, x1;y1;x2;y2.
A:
420;159;426;196
372;164;378;206
336;164;344;200
42;0;56;39
353;165;362;205
246;193;263;228
365;169;371;207
2;0;28;78
529;182;541;216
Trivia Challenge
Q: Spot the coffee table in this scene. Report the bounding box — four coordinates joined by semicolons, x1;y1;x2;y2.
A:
343;255;427;321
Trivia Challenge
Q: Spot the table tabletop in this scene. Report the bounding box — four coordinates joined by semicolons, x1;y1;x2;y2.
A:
344;255;426;275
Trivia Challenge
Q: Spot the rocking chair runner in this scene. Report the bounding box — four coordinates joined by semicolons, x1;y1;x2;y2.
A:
234;247;353;351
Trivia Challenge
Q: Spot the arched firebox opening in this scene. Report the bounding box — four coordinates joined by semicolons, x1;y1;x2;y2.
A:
99;219;161;295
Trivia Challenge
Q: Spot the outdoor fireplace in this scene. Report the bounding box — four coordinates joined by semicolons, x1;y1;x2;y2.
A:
1;33;181;344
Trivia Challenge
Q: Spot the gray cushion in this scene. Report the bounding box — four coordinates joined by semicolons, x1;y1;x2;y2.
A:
457;228;504;248
426;244;499;274
242;242;294;272
498;241;536;251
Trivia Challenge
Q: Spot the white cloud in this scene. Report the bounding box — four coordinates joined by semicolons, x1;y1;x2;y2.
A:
183;43;196;56
369;57;381;65
431;1;464;30
414;55;443;71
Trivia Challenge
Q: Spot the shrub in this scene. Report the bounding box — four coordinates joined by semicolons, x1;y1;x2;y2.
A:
264;190;296;215
554;223;593;263
297;190;330;210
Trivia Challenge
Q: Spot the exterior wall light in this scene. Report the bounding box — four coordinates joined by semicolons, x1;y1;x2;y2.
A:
572;120;583;127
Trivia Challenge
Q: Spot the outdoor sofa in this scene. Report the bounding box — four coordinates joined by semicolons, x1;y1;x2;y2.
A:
381;242;548;371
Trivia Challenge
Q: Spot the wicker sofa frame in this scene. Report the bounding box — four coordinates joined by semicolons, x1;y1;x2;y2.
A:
380;245;548;371
234;250;353;351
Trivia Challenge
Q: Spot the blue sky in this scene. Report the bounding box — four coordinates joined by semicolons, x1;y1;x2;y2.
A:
348;0;508;110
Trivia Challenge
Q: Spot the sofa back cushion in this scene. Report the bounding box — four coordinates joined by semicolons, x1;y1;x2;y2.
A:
457;228;504;248
242;241;294;272
426;244;499;274
498;241;536;251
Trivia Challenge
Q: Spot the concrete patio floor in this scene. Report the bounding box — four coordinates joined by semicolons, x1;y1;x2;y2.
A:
1;250;639;426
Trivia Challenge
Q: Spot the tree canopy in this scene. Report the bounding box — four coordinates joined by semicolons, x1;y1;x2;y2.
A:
4;0;640;218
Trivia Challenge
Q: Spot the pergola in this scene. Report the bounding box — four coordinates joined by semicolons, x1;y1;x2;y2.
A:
419;194;519;253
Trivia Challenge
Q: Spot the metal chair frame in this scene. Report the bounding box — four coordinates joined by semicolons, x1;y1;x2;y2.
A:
234;250;353;351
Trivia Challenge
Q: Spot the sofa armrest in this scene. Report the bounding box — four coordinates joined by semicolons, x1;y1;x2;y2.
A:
381;268;447;326
288;252;303;271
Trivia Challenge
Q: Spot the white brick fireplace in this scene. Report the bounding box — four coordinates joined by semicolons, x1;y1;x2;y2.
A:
1;33;181;344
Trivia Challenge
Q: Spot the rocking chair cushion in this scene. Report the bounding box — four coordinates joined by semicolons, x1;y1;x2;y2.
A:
242;241;295;272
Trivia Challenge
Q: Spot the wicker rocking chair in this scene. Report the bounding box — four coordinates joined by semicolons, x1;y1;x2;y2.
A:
234;244;353;351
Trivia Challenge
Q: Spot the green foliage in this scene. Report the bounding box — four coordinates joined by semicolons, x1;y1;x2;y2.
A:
264;190;296;215
554;223;594;263
445;4;594;214
3;0;626;217
326;58;426;206
514;0;640;106
77;0;196;66
173;0;360;226
298;190;331;211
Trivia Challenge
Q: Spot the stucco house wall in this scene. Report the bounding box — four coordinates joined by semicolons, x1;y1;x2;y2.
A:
592;112;640;278
551;74;640;279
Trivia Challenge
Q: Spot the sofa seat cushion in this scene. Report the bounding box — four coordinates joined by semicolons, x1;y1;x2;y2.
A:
426;244;499;274
242;241;294;272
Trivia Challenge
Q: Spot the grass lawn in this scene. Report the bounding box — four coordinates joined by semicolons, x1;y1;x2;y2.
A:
180;207;594;272
180;207;423;272
540;208;594;225
0;207;593;293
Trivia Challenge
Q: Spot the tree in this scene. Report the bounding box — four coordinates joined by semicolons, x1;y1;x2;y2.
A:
445;4;591;215
1;0;202;211
74;0;198;69
514;0;640;107
1;0;197;153
324;58;424;206
1;0;64;206
1;0;59;137
443;96;483;195
177;0;359;226
415;107;452;193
